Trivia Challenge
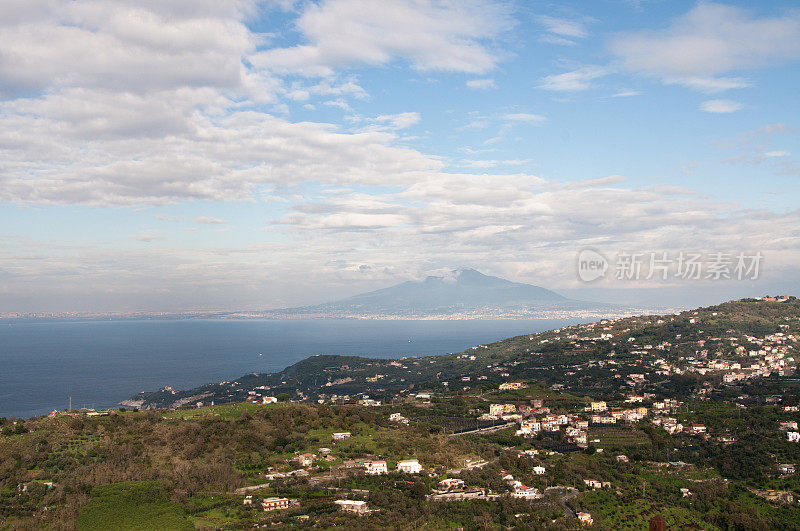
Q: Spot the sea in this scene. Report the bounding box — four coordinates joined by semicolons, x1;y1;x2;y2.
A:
0;318;584;419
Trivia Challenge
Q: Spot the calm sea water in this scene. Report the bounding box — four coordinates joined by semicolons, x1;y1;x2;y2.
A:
0;318;583;419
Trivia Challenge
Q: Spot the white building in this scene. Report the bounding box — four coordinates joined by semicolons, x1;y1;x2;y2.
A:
788;431;800;442
397;459;423;474
439;478;465;490
334;500;369;514
590;401;607;412
332;432;351;440
364;461;388;475
489;403;516;416
516;420;541;436
583;479;603;489
261;497;290;511
389;412;409;424
511;486;541;498
262;396;278;404
533;466;546;475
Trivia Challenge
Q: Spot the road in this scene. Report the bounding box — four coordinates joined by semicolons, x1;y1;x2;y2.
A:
545;486;579;518
448;422;515;436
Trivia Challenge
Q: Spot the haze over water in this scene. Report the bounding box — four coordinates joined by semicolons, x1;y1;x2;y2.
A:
0;318;583;419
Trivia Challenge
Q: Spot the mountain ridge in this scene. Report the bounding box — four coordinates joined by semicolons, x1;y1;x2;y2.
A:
275;268;606;317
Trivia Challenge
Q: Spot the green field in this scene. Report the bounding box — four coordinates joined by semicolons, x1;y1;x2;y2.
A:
77;481;193;530
589;427;651;449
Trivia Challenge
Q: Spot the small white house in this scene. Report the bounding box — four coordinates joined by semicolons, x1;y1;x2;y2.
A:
788;431;800;442
364;461;388;475
262;396;278;404
261;497;290;512
332;432;351;441
532;466;546;475
389;412;409;424
397;459;423;474
511;486;541;498
334;500;368;514
583;479;603;489
439;478;465;490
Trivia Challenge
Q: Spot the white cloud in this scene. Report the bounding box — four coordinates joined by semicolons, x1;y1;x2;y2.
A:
457;159;532;168
610;3;800;91
713;123;795;149
700;99;743;114
0;1;261;97
466;78;497;90
715;124;795;166
0;98;444;204
251;0;514;76
286;79;368;101
503;113;547;125
323;98;352;111
611;90;641;98
536;14;589;45
373;112;422;130
278;212;410;230
538;66;607;91
195;217;229;225
664;76;751;94
134;233;165;242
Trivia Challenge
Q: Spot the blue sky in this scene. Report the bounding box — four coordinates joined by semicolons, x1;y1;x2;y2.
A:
0;0;799;312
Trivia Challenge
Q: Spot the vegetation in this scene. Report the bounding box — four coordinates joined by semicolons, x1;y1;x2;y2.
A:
76;481;192;530
2;299;800;528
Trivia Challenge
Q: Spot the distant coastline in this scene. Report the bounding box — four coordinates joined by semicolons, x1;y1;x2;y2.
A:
0;306;669;323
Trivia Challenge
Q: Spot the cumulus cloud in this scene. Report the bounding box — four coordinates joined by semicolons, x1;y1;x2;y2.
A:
609;3;800;91
0;0;260;97
251;0;514;76
0;93;444;204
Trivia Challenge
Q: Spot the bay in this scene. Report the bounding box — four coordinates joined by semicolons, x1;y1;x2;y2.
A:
0;318;583;418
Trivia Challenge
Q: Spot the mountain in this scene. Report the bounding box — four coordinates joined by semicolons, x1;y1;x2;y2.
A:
274;268;609;317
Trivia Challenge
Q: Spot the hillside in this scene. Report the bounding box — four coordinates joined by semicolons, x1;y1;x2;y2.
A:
126;297;800;411
3;297;800;529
